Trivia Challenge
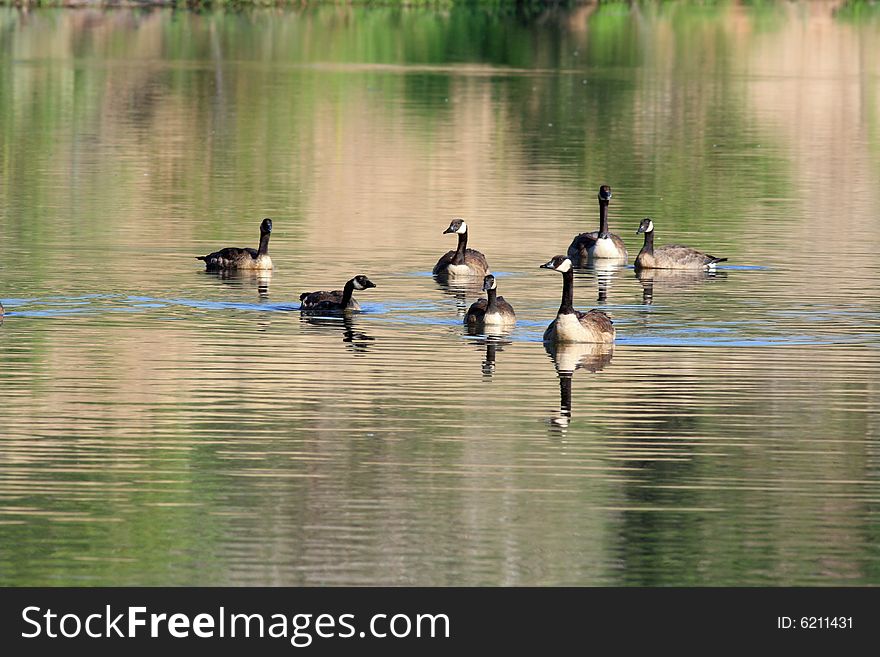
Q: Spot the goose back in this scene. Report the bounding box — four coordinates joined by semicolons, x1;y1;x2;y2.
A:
299;275;375;313
636;244;727;270
465;295;516;326
543;309;615;344
434;249;490;277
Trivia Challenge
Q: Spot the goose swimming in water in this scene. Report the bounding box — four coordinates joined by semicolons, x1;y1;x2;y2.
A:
567;185;628;265
433;218;490;279
299;275;376;313
540;255;615;344
635;217;727;270
464;274;516;329
197;218;273;271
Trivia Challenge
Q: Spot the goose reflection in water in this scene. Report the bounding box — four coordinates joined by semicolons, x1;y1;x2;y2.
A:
636;268;727;305
464;325;512;379
434;275;486;318
201;269;272;301
586;259;626;305
300;313;375;354
544;341;614;435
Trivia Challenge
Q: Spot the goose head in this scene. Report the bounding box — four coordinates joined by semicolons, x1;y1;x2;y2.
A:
636;217;654;235
351;275;376;291
540;255;573;273
443;218;468;235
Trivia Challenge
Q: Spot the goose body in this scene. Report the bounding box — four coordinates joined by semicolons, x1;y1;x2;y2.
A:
197;218;274;271
634;218;727;270
540;256;615;344
434;218;490;279
567;186;628;264
544;310;614;344
465;275;516;328
300;275;376;313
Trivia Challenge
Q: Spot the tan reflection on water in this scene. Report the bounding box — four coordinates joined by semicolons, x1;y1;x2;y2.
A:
0;3;879;585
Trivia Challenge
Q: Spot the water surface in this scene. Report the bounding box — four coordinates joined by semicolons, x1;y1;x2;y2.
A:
1;2;880;586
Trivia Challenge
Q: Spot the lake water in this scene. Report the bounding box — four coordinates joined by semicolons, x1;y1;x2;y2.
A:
1;2;879;586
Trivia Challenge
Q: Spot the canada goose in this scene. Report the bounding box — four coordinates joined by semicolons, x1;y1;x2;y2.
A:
196;217;273;271
567;186;628;264
433;218;490;279
635;218;727;270
540;255;615;344
299;275;376;312
464;275;516;328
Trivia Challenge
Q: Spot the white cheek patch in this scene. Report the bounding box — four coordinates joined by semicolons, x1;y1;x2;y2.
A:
646;220;654;233
353;280;365;290
556;259;572;273
456;221;468;235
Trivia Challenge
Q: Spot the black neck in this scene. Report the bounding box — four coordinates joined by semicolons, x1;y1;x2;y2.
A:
258;231;271;256
559;268;575;315
453;232;467;265
641;229;654;255
482;342;497;377
341;279;356;306
486;287;498;312
598;200;610;237
559;373;572;418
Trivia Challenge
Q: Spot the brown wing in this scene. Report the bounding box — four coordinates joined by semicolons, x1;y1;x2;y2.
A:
197;247;258;270
300;289;344;308
434;249;490;276
495;296;516;316
567;231;599;261
433;250;456;275
656;245;726;269
464;298;488;324
608;233;629;256
464;249;490;275
577;309;614;334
